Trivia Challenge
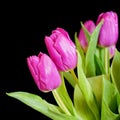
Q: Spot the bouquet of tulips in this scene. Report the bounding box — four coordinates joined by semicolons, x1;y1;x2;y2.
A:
7;11;120;120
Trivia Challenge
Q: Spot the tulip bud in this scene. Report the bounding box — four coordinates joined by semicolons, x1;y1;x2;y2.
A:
96;11;118;47
45;27;77;71
27;52;61;92
109;45;116;59
78;20;96;51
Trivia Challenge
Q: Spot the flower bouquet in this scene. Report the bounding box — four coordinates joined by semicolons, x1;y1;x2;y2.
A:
7;11;120;120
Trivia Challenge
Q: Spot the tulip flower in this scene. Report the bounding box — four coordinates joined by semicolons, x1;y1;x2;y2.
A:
109;45;116;59
44;27;77;71
96;11;118;47
78;20;96;51
27;52;61;92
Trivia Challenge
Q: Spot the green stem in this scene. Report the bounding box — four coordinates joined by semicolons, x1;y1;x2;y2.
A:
70;70;78;84
52;90;71;115
104;48;109;75
99;47;105;66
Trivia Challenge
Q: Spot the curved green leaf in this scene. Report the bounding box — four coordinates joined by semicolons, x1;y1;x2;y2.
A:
117;93;120;113
88;75;103;110
6;92;78;120
74;85;95;120
111;49;120;93
80;21;91;43
101;76;119;120
85;20;104;77
101;101;119;120
94;55;105;75
76;50;100;120
74;32;85;71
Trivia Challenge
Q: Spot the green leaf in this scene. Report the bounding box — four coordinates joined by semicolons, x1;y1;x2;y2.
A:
115;115;120;120
94;55;105;75
97;47;105;66
76;50;100;120
88;75;103;110
111;49;120;93
74;85;95;120
85;19;104;77
80;21;91;43
101;76;119;120
6;92;78;120
52;72;76;116
101;101;120;120
74;32;85;71
117;93;120;113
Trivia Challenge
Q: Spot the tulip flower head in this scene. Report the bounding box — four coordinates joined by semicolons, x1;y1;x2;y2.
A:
109;45;116;59
78;20;96;52
27;52;61;92
96;11;118;47
45;27;77;71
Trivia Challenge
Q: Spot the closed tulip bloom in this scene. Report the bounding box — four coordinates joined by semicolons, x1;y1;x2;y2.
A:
109;45;116;59
78;20;96;51
96;11;118;47
27;52;61;92
45;27;77;71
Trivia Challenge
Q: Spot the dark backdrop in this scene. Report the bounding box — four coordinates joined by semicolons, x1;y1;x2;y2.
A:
1;1;120;120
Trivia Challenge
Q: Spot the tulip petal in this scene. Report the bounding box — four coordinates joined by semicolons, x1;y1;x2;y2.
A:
38;53;61;92
96;11;118;47
45;36;65;71
27;56;39;85
54;35;77;70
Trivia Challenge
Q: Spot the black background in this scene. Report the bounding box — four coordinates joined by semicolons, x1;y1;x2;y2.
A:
1;1;120;119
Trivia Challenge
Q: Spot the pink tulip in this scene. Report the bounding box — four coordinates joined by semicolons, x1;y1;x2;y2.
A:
27;52;61;92
78;20;96;51
96;11;118;47
109;45;116;59
45;27;77;71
